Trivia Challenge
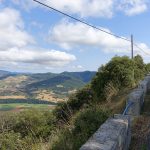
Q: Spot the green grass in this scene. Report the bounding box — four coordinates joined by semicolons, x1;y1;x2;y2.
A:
0;103;54;112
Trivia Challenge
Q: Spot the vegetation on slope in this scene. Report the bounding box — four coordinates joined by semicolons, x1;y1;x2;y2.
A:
0;71;96;102
0;55;150;150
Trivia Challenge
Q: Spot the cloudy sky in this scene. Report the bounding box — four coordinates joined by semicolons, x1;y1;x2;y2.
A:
0;0;150;73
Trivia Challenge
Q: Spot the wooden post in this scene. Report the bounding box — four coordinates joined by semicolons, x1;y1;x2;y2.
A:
131;35;134;59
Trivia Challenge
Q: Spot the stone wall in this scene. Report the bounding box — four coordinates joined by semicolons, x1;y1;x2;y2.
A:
80;75;150;150
126;75;150;116
80;115;130;150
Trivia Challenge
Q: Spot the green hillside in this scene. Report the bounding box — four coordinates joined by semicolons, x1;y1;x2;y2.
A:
26;74;86;94
0;71;96;102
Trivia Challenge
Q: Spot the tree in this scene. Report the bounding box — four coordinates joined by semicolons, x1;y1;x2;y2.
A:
133;55;145;83
145;63;150;74
91;55;145;101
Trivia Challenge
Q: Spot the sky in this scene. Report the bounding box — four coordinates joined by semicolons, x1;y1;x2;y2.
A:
0;0;150;73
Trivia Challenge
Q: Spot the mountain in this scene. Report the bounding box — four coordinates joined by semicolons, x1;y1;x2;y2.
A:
0;71;96;102
0;70;12;79
0;70;20;80
61;71;96;83
26;71;96;94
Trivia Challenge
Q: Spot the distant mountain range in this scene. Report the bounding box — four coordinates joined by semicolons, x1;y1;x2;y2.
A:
0;70;96;102
0;70;14;79
25;71;96;94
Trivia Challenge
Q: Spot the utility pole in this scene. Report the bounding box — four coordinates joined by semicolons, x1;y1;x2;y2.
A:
131;35;134;59
131;34;135;87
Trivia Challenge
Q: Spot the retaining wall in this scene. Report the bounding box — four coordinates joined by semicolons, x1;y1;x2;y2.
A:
80;75;150;150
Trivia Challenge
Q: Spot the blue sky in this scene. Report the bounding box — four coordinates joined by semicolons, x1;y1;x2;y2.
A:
0;0;150;73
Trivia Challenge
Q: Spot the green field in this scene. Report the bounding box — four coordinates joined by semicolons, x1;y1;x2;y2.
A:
0;103;55;112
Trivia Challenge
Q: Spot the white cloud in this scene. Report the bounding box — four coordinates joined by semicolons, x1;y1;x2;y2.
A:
72;65;84;70
134;43;150;56
12;0;114;18
0;7;76;71
76;65;83;69
118;0;148;16
0;7;34;50
49;20;131;53
43;0;114;18
12;0;149;17
0;47;76;67
49;20;150;57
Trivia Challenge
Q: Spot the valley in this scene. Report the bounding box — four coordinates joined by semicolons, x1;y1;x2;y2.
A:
0;70;96;111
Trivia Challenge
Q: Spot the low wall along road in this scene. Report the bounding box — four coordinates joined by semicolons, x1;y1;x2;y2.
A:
80;74;150;150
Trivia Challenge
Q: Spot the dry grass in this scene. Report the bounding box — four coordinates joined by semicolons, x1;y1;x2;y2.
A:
0;75;30;96
104;81;119;103
130;89;150;150
129;116;150;150
35;90;65;103
101;88;133;114
0;95;26;99
0;75;29;88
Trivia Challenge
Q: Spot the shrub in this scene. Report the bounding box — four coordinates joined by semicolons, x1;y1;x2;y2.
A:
145;63;150;74
72;107;110;149
0;132;46;150
51;107;110;150
53;86;94;122
0;113;16;133
13;110;56;139
104;81;119;103
133;55;146;83
0;110;56;149
0;132;23;150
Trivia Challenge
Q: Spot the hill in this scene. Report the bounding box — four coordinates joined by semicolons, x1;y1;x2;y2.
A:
0;71;96;102
0;70;15;79
61;71;96;82
27;71;96;93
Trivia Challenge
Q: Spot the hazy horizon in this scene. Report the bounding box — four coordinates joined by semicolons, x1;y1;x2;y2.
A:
0;69;96;74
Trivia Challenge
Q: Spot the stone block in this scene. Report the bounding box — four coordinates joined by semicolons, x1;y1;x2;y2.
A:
80;115;130;150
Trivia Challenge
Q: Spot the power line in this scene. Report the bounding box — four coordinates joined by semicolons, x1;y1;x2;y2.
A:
134;43;150;56
33;0;150;57
33;0;131;42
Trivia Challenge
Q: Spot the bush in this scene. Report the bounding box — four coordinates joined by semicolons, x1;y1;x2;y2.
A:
53;86;94;122
145;63;150;74
0;113;16;133
0;132;23;150
0;132;46;150
72;107;110;149
13;110;56;139
51;107;110;150
104;81;119;103
133;55;146;83
0;110;56;149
